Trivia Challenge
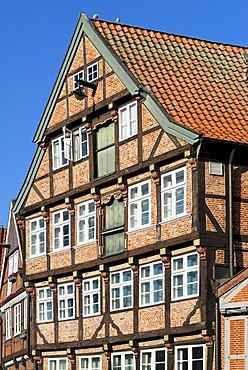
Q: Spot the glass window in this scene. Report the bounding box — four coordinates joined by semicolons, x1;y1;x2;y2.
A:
53;210;70;251
52;136;68;170
5;308;12;340
141;348;167;370
172;252;199;300
30;217;46;257
112;352;134;370
58;283;74;320
38;287;53;322
129;180;151;231
110;269;133;311
78;200;96;245
83;277;100;317
80;356;101;370
87;62;98;82
176;345;204;370
119;101;137;141
49;358;68;370
73;70;84;90
14;303;21;335
140;261;164;306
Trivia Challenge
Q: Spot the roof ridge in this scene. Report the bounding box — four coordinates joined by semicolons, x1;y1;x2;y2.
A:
92;18;248;49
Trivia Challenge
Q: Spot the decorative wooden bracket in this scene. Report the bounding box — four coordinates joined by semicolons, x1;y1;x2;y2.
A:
164;335;174;353
73;271;82;288
128;257;139;277
67;348;76;364
65;197;75;215
99;264;109;283
16;217;25;230
129;340;139;358
82;116;92;133
41;206;49;223
160;247;171;269
48;276;57;292
39;141;48;151
24;281;35;297
32;350;42;365
150;164;160;184
103;344;112;361
91;187;101;207
118;176;128;198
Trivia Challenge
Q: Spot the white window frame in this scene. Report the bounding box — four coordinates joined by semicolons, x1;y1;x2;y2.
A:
5;308;12;340
23;298;27;330
82;277;100;317
73;70;84;90
110;269;133;311
128;180;151;231
53;209;70;251
58;283;75;320
112;352;135;370
140;261;164;307
30;216;46;257
87;62;98;82
161;167;186;221
119;101;137;141
37;287;53;323
171;252;199;301
64;126;88;163
14;303;21;336
7;251;19;295
141;348;167;370
175;344;205;370
52;136;68;170
80;355;101;370
78;200;96;245
48;358;68;370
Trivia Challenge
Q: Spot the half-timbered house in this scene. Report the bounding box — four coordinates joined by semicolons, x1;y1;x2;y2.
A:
12;13;248;370
0;203;31;370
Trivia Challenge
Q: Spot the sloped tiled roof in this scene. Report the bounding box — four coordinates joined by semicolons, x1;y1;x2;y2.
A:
93;20;247;144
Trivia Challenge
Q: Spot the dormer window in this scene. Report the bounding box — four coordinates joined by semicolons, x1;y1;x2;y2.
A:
87;62;98;82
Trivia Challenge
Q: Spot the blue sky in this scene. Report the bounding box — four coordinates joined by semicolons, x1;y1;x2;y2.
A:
0;0;247;226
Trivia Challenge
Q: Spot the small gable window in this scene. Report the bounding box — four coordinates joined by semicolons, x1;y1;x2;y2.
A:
119;101;137;141
64;126;88;163
52;136;68;170
30;217;46;257
73;70;84;90
87;62;98;82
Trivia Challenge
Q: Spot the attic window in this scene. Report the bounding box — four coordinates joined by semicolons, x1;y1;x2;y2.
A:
87;62;98;82
73;70;84;90
209;162;223;176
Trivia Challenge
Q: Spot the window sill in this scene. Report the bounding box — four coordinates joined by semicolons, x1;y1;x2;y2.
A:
171;294;199;303
73;240;96;249
126;224;156;235
139;301;164;308
26;254;47;261
160;213;191;225
49;247;70;255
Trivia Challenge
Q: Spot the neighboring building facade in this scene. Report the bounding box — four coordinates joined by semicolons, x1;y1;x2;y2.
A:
12;13;248;370
217;268;248;370
0;204;31;370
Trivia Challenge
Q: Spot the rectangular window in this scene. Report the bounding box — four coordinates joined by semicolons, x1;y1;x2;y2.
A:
141;348;167;370
129;180;151;231
175;345;204;370
49;358;68;370
95;122;115;178
80;356;101;370
78;200;96;245
83;277;100;317
140;261;164;307
5;308;12;340
64;126;88;162
87;62;98;82
110;269;133;311
118;102;138;140
7;251;19;295
161;167;186;221
30;217;46;257
73;70;84;90
38;287;53;322
112;352;135;370
53;210;70;251
172;252;199;301
14;303;21;335
58;283;74;320
209;162;223;176
23;298;27;330
102;199;125;257
52;136;68;170
119;101;137;141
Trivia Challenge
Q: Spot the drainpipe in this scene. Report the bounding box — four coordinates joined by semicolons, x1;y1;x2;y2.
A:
215;297;220;370
228;149;235;277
